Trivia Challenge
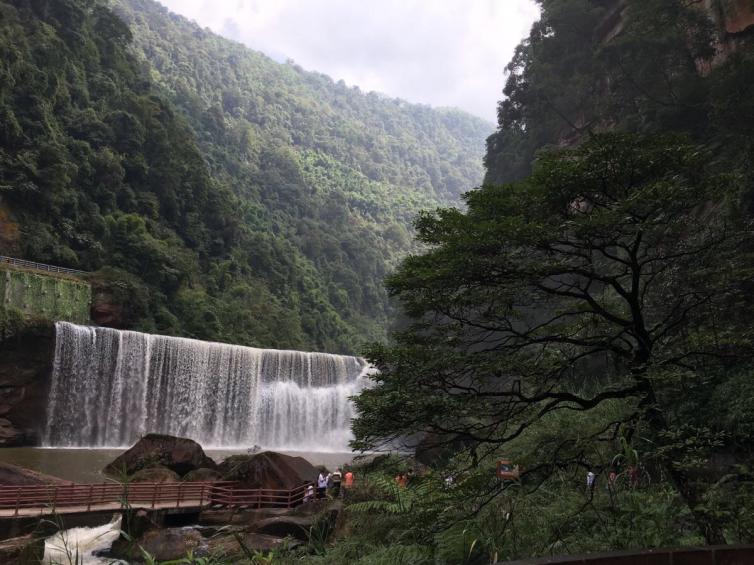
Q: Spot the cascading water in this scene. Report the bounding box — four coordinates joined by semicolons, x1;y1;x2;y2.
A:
44;322;370;451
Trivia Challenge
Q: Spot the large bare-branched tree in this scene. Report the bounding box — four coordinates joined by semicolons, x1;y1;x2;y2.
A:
353;134;754;543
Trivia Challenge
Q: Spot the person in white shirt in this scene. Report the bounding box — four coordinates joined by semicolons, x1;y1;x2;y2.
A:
317;472;328;499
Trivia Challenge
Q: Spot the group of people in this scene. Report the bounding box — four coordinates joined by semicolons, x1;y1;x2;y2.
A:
305;468;354;502
586;464;642;496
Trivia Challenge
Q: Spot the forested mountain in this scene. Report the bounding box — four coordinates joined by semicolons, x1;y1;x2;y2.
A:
484;0;754;200
0;0;490;353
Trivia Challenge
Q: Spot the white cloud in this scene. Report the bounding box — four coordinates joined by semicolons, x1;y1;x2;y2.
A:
156;0;540;122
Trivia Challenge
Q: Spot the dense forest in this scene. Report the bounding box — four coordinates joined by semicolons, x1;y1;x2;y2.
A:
0;0;490;353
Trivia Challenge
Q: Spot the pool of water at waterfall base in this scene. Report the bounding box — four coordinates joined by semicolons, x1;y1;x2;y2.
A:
0;448;365;483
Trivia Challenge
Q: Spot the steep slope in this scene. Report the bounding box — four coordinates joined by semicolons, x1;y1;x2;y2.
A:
0;0;491;354
112;0;492;347
484;0;754;195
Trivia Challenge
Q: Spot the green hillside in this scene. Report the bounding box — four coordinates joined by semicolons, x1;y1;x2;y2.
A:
0;0;491;353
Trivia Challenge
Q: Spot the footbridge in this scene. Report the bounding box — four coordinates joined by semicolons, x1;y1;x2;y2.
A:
0;482;312;518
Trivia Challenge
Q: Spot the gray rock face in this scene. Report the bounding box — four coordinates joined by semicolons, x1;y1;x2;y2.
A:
103;434;216;477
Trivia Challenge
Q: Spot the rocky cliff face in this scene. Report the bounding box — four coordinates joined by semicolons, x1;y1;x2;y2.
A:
0;324;55;446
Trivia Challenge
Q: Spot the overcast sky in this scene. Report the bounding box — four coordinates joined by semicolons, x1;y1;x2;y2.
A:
157;0;540;123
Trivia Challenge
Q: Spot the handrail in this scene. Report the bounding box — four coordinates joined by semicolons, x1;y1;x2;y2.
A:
0;255;88;277
0;481;316;516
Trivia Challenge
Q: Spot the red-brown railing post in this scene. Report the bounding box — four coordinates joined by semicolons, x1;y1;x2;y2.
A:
151;483;158;509
87;485;94;511
176;483;182;508
14;487;20;517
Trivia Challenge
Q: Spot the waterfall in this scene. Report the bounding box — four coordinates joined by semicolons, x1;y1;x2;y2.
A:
43;322;370;451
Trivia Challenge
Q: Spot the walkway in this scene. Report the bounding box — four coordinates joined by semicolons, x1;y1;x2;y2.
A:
0;482;312;518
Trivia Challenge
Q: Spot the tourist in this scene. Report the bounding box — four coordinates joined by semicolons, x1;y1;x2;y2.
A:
330;468;343;498
586;471;596;496
343;469;354;498
317;471;328;499
304;484;315;503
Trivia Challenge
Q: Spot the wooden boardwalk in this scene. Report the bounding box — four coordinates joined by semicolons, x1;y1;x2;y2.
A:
0;482;312;518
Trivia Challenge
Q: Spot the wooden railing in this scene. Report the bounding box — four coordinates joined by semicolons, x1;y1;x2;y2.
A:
0;255;88;277
0;481;314;517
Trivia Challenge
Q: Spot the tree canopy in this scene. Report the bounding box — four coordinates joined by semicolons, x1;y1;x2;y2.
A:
354;133;754;543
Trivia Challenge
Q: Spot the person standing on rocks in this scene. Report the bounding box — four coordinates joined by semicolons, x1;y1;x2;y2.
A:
317;471;328;499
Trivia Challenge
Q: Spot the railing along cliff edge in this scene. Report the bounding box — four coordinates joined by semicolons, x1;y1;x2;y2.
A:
0;255;88;277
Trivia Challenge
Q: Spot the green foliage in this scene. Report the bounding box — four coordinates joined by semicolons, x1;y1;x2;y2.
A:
353;133;754;551
0;0;489;353
0;266;90;324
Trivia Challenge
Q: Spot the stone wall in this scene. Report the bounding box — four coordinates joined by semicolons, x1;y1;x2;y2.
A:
0;266;91;324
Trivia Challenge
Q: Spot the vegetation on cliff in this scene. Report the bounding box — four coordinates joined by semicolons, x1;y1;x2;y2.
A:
0;0;489;353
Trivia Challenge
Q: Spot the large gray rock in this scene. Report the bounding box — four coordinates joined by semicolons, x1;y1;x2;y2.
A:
104;434;216;477
217;451;318;489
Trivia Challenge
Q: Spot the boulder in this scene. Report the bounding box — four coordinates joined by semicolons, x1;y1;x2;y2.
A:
217;451;318;489
130;465;180;483
103;434;216;477
183;467;222;482
0;462;69;486
0;534;44;563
